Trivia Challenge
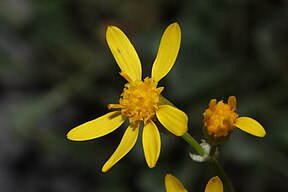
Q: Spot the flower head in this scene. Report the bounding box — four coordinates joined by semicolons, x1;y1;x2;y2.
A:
67;23;188;172
165;174;223;192
203;96;266;144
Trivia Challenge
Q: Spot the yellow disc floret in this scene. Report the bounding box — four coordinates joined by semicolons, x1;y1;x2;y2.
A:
108;76;163;124
203;96;238;138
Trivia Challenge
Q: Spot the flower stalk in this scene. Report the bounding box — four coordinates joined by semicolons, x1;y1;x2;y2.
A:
182;132;204;156
182;133;235;192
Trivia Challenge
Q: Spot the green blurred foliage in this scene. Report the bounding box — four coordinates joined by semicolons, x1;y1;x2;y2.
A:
0;0;287;191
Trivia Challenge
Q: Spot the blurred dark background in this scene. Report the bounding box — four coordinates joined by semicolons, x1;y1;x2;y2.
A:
0;0;287;191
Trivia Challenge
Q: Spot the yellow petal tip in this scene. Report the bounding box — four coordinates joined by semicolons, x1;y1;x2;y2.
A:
101;165;109;173
165;174;188;192
205;176;223;192
66;128;84;141
148;164;156;168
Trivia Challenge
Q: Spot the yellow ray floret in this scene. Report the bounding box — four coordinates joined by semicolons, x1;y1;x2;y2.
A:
67;111;125;141
152;23;181;82
106;26;142;81
234;117;266;137
142;120;161;168
102;124;139;172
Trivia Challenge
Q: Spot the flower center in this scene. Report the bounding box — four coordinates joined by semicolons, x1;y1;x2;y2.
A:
109;77;163;124
203;99;238;137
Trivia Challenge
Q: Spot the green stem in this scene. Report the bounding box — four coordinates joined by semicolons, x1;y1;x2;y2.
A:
209;144;218;156
182;132;204;156
208;158;235;192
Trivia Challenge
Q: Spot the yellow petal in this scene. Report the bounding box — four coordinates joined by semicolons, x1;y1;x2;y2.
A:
102;124;139;172
156;105;188;136
151;22;181;82
142;120;161;168
67;111;125;141
165;174;188;192
205;176;223;192
234;117;266;137
106;26;142;81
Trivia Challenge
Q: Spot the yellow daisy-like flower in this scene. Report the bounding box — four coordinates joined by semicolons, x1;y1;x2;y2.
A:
67;23;188;172
165;174;223;192
203;96;266;144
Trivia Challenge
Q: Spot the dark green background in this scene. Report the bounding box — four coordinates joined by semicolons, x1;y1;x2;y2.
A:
1;0;287;191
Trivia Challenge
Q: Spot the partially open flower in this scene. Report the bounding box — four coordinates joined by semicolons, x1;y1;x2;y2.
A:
165;174;223;192
203;96;266;144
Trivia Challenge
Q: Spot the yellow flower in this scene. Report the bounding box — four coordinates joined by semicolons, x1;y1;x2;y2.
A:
165;174;223;192
67;23;188;172
203;96;266;144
